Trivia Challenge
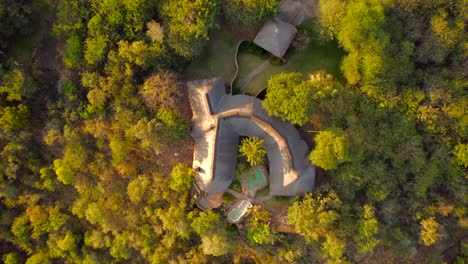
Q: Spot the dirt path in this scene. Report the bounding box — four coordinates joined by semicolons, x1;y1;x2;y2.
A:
238;59;271;93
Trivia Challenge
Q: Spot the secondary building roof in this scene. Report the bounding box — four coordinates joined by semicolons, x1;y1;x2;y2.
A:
188;77;315;201
253;17;298;58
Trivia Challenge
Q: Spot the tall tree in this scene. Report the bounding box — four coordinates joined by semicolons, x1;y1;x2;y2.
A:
317;0;347;39
162;0;220;58
239;137;266;166
309;128;349;170
191;211;230;256
263;72;313;125
223;0;279;28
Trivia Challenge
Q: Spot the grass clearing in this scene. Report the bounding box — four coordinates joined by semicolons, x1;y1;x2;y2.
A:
185;23;346;96
235;52;268;82
237;24;346;95
184;29;241;82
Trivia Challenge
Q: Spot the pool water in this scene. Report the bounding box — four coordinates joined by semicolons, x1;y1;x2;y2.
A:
245;168;267;197
227;200;252;223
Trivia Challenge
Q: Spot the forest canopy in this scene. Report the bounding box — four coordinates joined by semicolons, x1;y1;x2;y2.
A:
0;0;466;263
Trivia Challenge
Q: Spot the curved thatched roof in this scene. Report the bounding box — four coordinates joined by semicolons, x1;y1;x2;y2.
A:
188;77;315;199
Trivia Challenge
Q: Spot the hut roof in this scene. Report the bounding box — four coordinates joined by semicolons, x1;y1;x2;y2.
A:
253;18;298;58
188;77;315;202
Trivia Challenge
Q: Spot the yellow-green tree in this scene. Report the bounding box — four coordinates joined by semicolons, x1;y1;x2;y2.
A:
162;0;220;58
356;205;380;253
309;128;349;170
419;217;443;246
246;207;277;245
191;211;230;256
170;163;195;192
239;137;266;166
288;192;348;263
263;72;313;126
223;0;279;28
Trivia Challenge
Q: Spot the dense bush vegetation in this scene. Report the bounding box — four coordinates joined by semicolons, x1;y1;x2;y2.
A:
222;0;279;29
0;0;466;263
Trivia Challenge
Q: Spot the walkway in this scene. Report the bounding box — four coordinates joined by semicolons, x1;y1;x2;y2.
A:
227;189;274;204
237;58;271;93
231;0;317;94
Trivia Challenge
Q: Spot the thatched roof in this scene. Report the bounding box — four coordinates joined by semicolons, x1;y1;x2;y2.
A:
188;77;315;200
253;17;298;58
195;193;224;211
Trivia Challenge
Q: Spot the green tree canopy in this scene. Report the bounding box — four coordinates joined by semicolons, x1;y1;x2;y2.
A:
419;217;443;246
239;137;266;166
169;163;194;192
191;211;230;256
309;128;349;170
321;234;347;263
288;192;342;243
25;252;51;264
454;143;468;168
0;105;31;131
223;0;279;28
318;0;347;39
356;205;380;254
162;0;220;58
3;252;20;264
246;207;277;245
0;68;35;101
64;34;83;68
127;176;150;204
338;0;388;86
263;72;314;125
288;192;348;262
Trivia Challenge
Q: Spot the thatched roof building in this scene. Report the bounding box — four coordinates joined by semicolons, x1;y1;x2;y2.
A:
188;77;315;203
253;17;298;58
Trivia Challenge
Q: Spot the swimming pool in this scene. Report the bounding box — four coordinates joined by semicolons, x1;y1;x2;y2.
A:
244;167;268;197
227;200;252;223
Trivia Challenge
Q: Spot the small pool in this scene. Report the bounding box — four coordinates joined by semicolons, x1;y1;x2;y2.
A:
245;168;268;197
227;200;252;223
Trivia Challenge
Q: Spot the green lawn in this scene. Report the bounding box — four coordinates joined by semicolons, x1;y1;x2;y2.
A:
232;49;270;94
185;24;346;96
184;30;241;82
238;26;346;95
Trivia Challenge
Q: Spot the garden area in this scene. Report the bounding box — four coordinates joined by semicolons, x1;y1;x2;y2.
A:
185;21;346;96
235;22;346;95
184;29;241;82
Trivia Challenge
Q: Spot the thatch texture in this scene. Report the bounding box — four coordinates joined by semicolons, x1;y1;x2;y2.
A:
253;17;298;58
188;77;315;203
